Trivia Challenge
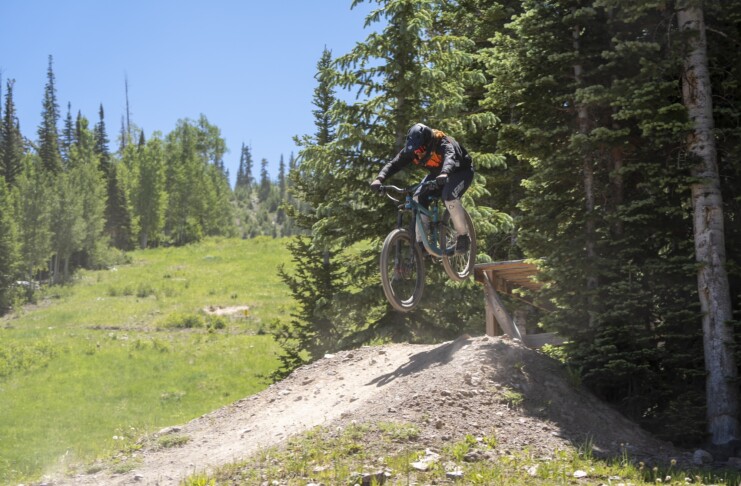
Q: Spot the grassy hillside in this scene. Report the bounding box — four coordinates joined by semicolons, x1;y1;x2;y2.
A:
0;237;293;483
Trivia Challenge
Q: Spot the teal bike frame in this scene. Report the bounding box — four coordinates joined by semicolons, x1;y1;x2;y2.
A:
384;181;452;258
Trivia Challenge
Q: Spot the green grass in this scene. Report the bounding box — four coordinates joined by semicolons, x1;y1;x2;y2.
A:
0;236;292;483
188;422;741;486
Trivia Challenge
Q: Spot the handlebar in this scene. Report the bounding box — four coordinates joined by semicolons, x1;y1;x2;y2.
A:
380;185;405;203
377;180;438;203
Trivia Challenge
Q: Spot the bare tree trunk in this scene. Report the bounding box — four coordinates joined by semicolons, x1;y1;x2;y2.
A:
607;7;625;238
678;2;739;445
610;144;624;236
125;74;132;145
395;96;407;151
52;254;60;285
573;22;598;327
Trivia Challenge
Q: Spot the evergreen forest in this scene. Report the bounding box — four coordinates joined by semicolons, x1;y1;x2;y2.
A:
2;0;741;449
0;56;298;298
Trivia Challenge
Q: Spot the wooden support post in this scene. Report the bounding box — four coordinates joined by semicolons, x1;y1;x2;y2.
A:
482;272;522;341
475;261;565;348
484;291;502;336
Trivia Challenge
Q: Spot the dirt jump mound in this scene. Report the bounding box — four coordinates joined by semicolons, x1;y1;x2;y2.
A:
58;335;683;485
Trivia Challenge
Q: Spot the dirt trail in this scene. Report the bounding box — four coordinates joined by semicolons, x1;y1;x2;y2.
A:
58;342;441;485
56;335;686;485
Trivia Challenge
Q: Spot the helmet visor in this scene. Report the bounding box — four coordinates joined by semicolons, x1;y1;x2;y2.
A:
404;123;432;154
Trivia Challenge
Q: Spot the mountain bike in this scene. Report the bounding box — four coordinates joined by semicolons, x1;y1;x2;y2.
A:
377;181;477;312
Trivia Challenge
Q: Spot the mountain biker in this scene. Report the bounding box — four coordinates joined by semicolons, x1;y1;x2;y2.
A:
370;123;474;253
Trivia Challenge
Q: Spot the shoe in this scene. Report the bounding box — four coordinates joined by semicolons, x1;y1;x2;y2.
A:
455;235;470;253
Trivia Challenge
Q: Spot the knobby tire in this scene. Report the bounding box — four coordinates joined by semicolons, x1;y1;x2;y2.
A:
380;229;425;312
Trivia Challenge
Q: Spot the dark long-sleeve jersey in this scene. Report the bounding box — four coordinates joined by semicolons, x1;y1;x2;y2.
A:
375;134;473;182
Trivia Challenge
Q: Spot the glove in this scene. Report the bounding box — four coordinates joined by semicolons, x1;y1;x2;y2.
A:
435;173;448;188
370;179;383;192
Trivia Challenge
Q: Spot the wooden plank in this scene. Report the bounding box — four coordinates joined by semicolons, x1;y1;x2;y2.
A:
476;260;533;268
475;260;564;347
474;260;541;291
491;275;510;294
474;260;549;308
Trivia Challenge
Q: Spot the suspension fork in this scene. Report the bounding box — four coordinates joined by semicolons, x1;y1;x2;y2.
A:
415;200;440;255
409;209;418;241
391;207;410;276
396;207;405;230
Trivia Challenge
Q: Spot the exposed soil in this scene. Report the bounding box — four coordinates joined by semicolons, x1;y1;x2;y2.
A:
202;305;251;317
52;335;689;485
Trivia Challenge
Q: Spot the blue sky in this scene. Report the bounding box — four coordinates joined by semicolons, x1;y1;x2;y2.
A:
0;0;376;184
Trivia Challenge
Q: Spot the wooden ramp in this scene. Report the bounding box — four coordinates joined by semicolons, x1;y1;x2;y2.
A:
474;260;564;348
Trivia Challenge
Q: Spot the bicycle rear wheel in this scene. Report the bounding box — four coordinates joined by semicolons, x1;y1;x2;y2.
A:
440;207;476;281
380;229;425;312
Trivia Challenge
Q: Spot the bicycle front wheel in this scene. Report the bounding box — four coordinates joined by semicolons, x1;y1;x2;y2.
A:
380;229;425;312
440;207;477;281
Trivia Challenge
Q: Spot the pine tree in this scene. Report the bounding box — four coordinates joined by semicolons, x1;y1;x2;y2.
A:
95;105;134;250
275;154;287;225
285;151;299;216
480;0;712;443
288;152;297;184
61;102;74;163
235;143;247;190
107;163;136;250
0;72;3;151
244;145;254;189
37;55;63;174
276;5;498;375
278;154;286;199
271;48;347;377
288;48;338;232
435;0;521;260
235;143;255;194
273;236;344;379
93;105;111;176
327;0;508;255
295;1;496;348
1;79;25;185
258;158;271;202
0;176;20;314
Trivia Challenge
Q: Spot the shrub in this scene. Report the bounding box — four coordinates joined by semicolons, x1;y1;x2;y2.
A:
158;434;190;449
0;340;59;379
161;313;204;329
136;283;155;298
206;316;227;331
